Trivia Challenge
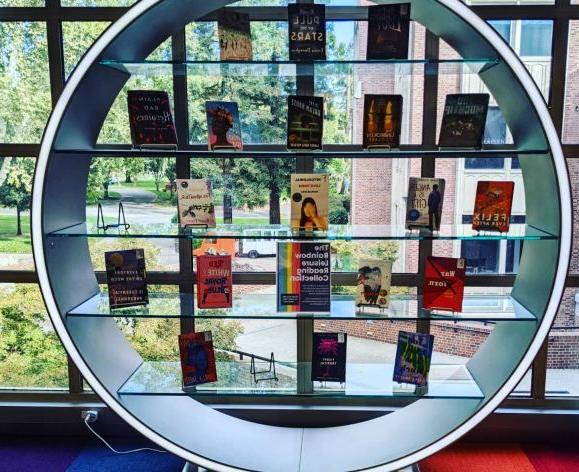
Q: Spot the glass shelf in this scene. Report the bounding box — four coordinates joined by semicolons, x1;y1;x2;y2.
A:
100;58;500;78
48;223;558;241
68;292;537;322
51;147;549;159
117;360;483;399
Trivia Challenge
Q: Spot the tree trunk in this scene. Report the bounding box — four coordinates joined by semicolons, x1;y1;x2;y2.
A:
223;160;233;224
16;207;22;236
103;182;109;199
155;176;161;192
269;186;280;225
125;171;132;184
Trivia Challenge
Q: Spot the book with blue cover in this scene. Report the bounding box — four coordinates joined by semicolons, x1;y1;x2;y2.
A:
206;101;243;151
393;331;434;387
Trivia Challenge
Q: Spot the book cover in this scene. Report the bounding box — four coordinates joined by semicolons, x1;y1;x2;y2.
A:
288;4;326;61
277;242;331;313
366;4;411;60
438;94;490;148
176;179;216;228
356;259;393;309
196;255;232;309
127;90;177;147
290;173;329;231
472;181;515;233
406;177;446;230
311;332;347;383
287;95;324;150
178;331;218;388
362;95;403;149
423;256;465;312
205;101;243;151
218;10;253;61
105;249;148;309
393;331;434;387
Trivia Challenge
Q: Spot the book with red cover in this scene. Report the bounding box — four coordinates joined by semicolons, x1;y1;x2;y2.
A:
178;331;217;388
127;90;177;147
196;255;232;309
423;256;465;312
472;181;515;233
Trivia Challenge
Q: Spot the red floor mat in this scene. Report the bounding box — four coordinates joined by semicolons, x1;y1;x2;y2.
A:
523;443;579;472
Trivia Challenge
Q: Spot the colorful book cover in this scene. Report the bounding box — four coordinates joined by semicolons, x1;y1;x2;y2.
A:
287;95;324;150
311;332;347;383
288;4;326;61
197;255;232;309
218;10;253;61
176;179;216;228
366;4;411;60
205;101;243;151
105;249;148;309
290;173;329;231
472;181;515;233
423;256;465;313
406;177;446;230
277;242;331;313
438;94;490;148
362;94;403;149
393;331;434;387
356;259;393;309
178;331;218;388
127;90;177;147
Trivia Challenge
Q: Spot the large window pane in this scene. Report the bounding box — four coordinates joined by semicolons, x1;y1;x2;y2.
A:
563;21;579;144
0;22;50;143
0;157;34;270
62;22;110;79
0;284;68;390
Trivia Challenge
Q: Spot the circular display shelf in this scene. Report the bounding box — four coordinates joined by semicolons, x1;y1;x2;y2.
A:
32;0;571;470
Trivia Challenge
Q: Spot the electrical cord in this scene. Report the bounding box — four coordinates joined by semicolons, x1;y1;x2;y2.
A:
84;417;167;455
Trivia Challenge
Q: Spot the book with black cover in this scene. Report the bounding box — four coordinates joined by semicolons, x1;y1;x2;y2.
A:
312;332;347;383
362;95;403;149
277;242;331;313
288;4;326;61
127;90;177;148
105;249;148;309
205;101;243;151
367;4;411;60
287;95;324;150
218;10;253;61
438;94;490;148
178;331;218;388
393;331;434;387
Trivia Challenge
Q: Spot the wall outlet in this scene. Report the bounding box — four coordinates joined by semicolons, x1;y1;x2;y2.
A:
81;410;99;423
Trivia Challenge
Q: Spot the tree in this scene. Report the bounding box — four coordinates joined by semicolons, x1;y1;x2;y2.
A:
122;158;145;184
146;158;166;192
0;158;34;236
87;158;123;201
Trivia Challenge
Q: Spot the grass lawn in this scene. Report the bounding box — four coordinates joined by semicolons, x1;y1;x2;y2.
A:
0;214;31;253
215;217;269;225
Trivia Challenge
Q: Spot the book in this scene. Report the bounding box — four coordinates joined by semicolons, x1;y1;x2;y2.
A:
277;242;331;313
438;94;490;148
217;10;252;61
366;4;411;60
393;331;434;387
288;4;326;61
423;256;465;313
105;249;148;309
205;101;243;151
472;181;515;233
405;177;446;230
287;95;324;150
127;90;177;147
197;255;232;309
178;331;218;388
362;95;403;149
290;173;329;231
356;259;393;309
311;332;347;383
176;179;216;228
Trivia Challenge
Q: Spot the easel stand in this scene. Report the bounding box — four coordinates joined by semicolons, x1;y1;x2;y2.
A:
250;352;278;384
97;202;130;231
364;144;395;152
136;143;178;150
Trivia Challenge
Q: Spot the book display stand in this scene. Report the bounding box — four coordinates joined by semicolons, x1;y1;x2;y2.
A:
250;352;279;384
32;0;571;471
96;202;130;231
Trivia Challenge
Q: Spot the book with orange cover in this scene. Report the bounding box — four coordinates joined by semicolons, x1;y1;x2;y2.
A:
472;181;515;233
423;256;465;312
178;331;217;388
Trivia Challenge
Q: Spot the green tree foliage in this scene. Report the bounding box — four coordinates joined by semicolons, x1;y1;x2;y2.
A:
0;158;34;235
